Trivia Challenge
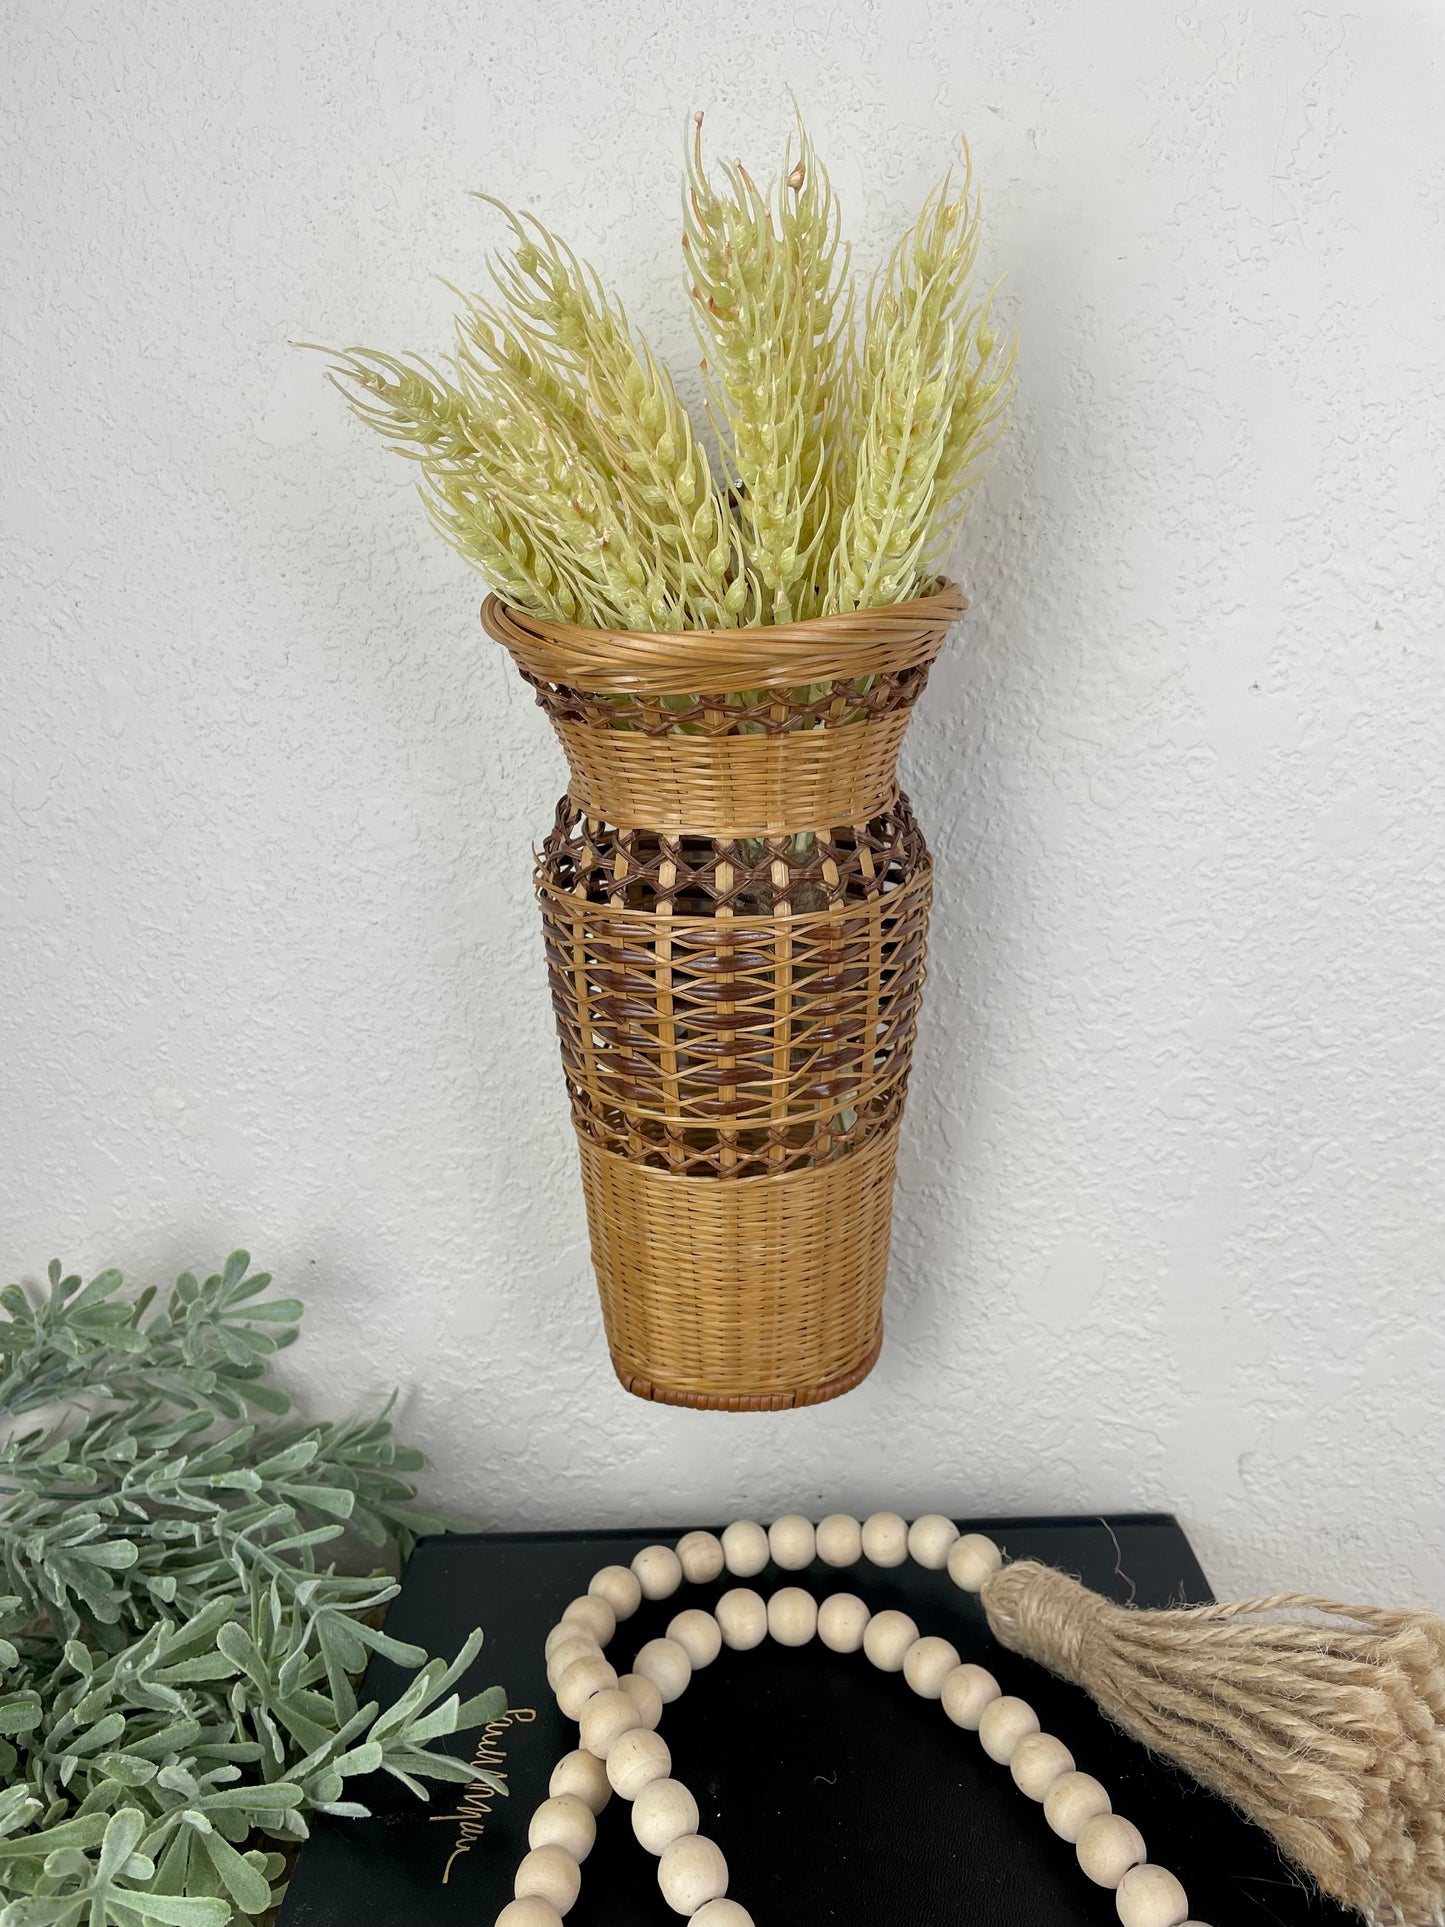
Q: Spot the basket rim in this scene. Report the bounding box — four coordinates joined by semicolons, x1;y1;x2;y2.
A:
481;579;967;697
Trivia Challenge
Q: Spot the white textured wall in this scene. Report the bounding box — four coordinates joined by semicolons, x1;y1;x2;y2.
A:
5;1;1443;1604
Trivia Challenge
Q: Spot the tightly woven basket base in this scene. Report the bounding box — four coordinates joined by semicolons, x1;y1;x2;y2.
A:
578;1123;899;1410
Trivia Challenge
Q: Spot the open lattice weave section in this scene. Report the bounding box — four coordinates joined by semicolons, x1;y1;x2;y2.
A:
537;799;932;1176
519;659;933;735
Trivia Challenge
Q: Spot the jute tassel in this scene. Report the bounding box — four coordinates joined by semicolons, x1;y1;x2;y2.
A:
981;1561;1445;1926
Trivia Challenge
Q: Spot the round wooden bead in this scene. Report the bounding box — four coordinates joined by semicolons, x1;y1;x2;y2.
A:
902;1635;961;1699
817;1593;871;1654
979;1694;1041;1764
1116;1865;1190;1927
527;1794;596;1862
860;1511;909;1567
546;1634;600;1690
1077;1813;1147;1888
906;1514;959;1570
1011;1731;1075;1800
815;1514;863;1567
549;1748;611;1815
720;1520;769;1577
675;1530;726;1584
941;1663;1002;1730
588;1564;643;1622
768;1514;816;1570
658;1835;729;1915
692;1904;754;1926
555;1654;618;1720
1044;1771;1112;1843
577;1689;643;1760
606;1726;672;1801
948;1533;1003;1593
632;1777;700;1856
767;1586;818;1647
631;1545;684;1602
496;1900;563;1927
667;1608;723;1669
862;1609;919;1671
546;1624;599;1667
514;1844;581;1915
633;1637;693;1703
560;1595;616;1647
715;1588;768;1651
618;1671;664;1732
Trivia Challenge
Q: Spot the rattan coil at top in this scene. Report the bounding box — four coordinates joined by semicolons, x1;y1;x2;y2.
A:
536;797;931;1177
579;1120;899;1409
482;580;967;698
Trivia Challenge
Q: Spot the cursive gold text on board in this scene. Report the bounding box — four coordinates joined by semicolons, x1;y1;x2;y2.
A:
430;1706;537;1883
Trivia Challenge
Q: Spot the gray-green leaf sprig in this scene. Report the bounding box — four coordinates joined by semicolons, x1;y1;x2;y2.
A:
0;1254;505;1926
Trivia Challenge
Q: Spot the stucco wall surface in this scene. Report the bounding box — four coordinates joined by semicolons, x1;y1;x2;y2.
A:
4;0;1443;1602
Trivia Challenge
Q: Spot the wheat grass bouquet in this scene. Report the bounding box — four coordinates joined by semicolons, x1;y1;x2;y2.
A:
323;113;1013;633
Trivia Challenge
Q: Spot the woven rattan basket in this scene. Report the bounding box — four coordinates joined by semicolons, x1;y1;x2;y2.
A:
483;582;965;1409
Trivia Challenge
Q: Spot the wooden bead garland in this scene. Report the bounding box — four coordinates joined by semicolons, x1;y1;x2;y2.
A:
527;1794;597;1862
618;1670;664;1730
1077;1813;1148;1887
940;1662;1000;1730
588;1563;642;1620
815;1513;863;1567
676;1530;726;1584
607;1726;673;1800
766;1586;818;1647
1116;1864;1190;1927
559;1593;616;1644
720;1519;769;1577
576;1687;642;1759
715;1588;768;1651
632;1544;684;1601
509;1516;1213;1927
513;1842;581;1914
496;1899;565;1927
1010;1731;1075;1800
767;1514;816;1570
902;1634;960;1699
862;1608;918;1671
548;1748;611;1814
816;1592;870;1654
906;1513;959;1570
633;1636;693;1702
1043;1770;1111;1842
668;1608;724;1669
633;1777;701;1855
658;1834;730;1914
859;1509;908;1566
555;1654;617;1720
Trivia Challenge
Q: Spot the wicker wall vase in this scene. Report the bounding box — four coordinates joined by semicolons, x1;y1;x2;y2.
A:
482;582;966;1409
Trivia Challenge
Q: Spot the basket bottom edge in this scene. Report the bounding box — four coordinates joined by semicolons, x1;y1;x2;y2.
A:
608;1329;883;1413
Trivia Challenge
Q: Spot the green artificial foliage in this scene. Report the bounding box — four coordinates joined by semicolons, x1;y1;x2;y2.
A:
0;1253;505;1927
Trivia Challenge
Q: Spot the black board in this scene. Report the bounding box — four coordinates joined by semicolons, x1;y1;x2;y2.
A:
279;1515;1350;1925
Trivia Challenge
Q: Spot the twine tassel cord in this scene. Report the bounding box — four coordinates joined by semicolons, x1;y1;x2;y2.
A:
981;1561;1445;1927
